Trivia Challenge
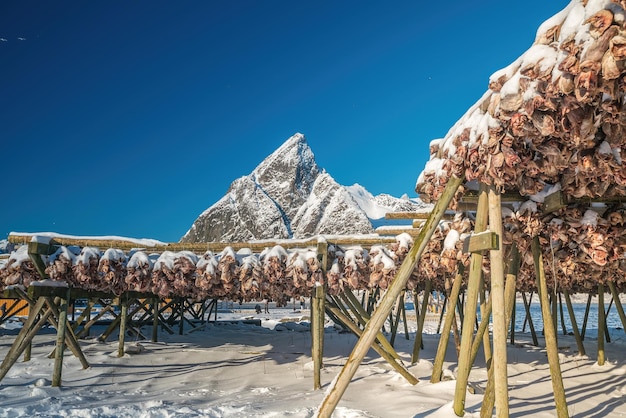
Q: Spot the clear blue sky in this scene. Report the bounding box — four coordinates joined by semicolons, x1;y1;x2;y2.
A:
0;1;569;242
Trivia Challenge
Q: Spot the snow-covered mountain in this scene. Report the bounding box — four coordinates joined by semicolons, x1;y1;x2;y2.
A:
180;133;430;243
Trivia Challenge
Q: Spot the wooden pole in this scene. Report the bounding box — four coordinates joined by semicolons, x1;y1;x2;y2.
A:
597;284;606;366
558;293;568;335
551;293;559;345
118;296;128;357
436;296;448;334
152;297;159;342
402;293;409;340
604;297;613;343
431;265;464;383
390;291;404;346
608;281;626;333
479;278;492;364
532;237;569;418
581;293;593;340
504;245;520;340
313;240;328;390
522;292;539;346
563;289;585;356
52;290;70;387
315;174;463;418
480;244;519;418
453;183;489;417
412;280;432;363
412;290;424;350
486;185;509;417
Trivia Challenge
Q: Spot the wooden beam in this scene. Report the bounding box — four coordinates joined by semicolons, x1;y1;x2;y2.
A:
374;227;422;237
9;234;397;254
384;212;432;220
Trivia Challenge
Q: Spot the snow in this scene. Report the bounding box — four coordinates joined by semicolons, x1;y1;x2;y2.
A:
2;299;626;417
345;184;389;220
11;232;168;248
442;230;460;251
581;209;600;227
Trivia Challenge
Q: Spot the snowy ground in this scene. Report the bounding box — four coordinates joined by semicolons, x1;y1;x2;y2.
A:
1;300;626;417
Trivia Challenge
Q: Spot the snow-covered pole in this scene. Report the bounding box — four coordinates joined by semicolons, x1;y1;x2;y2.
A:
315;174;464;418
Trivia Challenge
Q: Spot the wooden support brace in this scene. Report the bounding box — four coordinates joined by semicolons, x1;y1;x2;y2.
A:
463;230;498;253
563;290;585;356
0;297;49;382
543;190;568;214
608;282;626;335
339;291;399;359
324;301;418;385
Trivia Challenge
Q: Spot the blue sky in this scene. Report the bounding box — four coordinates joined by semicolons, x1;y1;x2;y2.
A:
0;1;569;242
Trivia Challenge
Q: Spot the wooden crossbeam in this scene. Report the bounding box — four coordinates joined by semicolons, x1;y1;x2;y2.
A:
9;234;397;254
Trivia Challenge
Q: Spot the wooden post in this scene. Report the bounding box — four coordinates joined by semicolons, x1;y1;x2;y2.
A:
118;295;128;357
597;284;606;366
316;174;463;418
313;240;328;390
551;293;559;345
401;293;409;340
178;298;185;335
479;277;492;364
563;289;585;356
152;297;159;342
581;293;593;340
412;280;432;363
608;281;626;333
522;292;539;346
604;298;612;343
390;292;404;346
431;265;464;383
486;185;509;417
479;244;519;418
558;293;567;335
52;290;70;387
505;245;520;342
412;290;424;350
532;237;569;418
453;183;489;417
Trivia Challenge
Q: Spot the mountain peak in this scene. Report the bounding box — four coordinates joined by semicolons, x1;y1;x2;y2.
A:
180;133;425;243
